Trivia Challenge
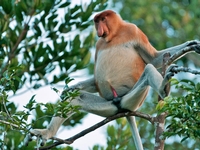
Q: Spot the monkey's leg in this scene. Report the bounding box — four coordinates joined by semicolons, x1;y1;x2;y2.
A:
120;64;175;150
25;91;118;146
74;92;143;150
71;90;118;117
25;116;69;146
121;64;175;111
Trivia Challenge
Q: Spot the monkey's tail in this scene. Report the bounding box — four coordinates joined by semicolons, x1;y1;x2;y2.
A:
126;116;144;150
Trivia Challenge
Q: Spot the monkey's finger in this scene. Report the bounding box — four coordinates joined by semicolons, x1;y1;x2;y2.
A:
186;40;200;54
166;64;178;74
35;135;47;147
187;40;200;46
194;44;200;54
24;133;33;146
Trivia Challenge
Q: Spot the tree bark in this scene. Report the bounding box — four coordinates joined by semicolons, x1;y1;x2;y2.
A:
154;53;171;150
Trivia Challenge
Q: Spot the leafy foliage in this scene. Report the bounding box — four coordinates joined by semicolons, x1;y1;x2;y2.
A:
162;79;200;141
106;118;134;150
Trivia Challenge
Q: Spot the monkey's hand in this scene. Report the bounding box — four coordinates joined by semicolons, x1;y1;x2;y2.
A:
159;64;178;98
187;40;200;54
24;128;54;147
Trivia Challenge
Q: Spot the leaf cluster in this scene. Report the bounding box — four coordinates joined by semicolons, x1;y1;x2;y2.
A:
162;79;200;142
106;118;133;150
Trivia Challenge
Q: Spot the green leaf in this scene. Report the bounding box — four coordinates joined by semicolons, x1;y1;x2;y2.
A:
34;22;42;36
24;95;36;110
156;100;166;111
15;5;23;22
51;87;59;93
170;78;179;85
59;1;71;8
107;125;115;137
181;136;189;142
1;0;12;14
70;5;80;15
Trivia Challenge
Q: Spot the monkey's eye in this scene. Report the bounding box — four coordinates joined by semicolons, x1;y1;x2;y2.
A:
94;19;99;23
101;17;105;21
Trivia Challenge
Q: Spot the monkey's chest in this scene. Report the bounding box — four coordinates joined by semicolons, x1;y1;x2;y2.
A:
95;46;145;100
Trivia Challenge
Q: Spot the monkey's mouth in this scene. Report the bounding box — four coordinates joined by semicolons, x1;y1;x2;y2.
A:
102;32;107;38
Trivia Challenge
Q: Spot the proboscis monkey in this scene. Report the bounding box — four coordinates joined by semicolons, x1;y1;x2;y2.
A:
25;10;200;149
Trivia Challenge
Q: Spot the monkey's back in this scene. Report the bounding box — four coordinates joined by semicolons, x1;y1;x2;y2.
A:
95;42;145;100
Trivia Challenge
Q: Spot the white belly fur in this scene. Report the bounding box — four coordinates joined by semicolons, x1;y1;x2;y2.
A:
95;43;144;100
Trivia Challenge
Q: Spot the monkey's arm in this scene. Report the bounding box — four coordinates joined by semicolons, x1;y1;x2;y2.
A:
136;40;200;68
152;40;200;68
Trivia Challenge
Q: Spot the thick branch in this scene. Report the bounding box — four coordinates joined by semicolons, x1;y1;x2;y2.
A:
154;112;167;150
154;53;170;150
37;111;154;150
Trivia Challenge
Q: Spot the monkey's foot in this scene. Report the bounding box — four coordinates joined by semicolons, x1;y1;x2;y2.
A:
24;129;53;147
164;64;178;80
113;97;122;104
187;40;200;54
112;97;130;113
159;64;178;98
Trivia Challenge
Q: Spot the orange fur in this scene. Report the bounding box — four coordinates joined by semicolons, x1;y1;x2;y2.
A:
94;10;157;100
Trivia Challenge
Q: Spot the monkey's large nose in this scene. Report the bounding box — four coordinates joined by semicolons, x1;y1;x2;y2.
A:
97;27;103;37
97;24;106;37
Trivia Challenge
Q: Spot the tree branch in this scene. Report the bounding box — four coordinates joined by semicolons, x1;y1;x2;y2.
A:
0;9;35;78
154;53;170;150
37;111;154;150
11;9;35;53
0;119;19;129
171;66;200;75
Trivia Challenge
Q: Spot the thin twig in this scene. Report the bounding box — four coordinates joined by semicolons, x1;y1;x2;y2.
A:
0;9;35;78
0;119;19;128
